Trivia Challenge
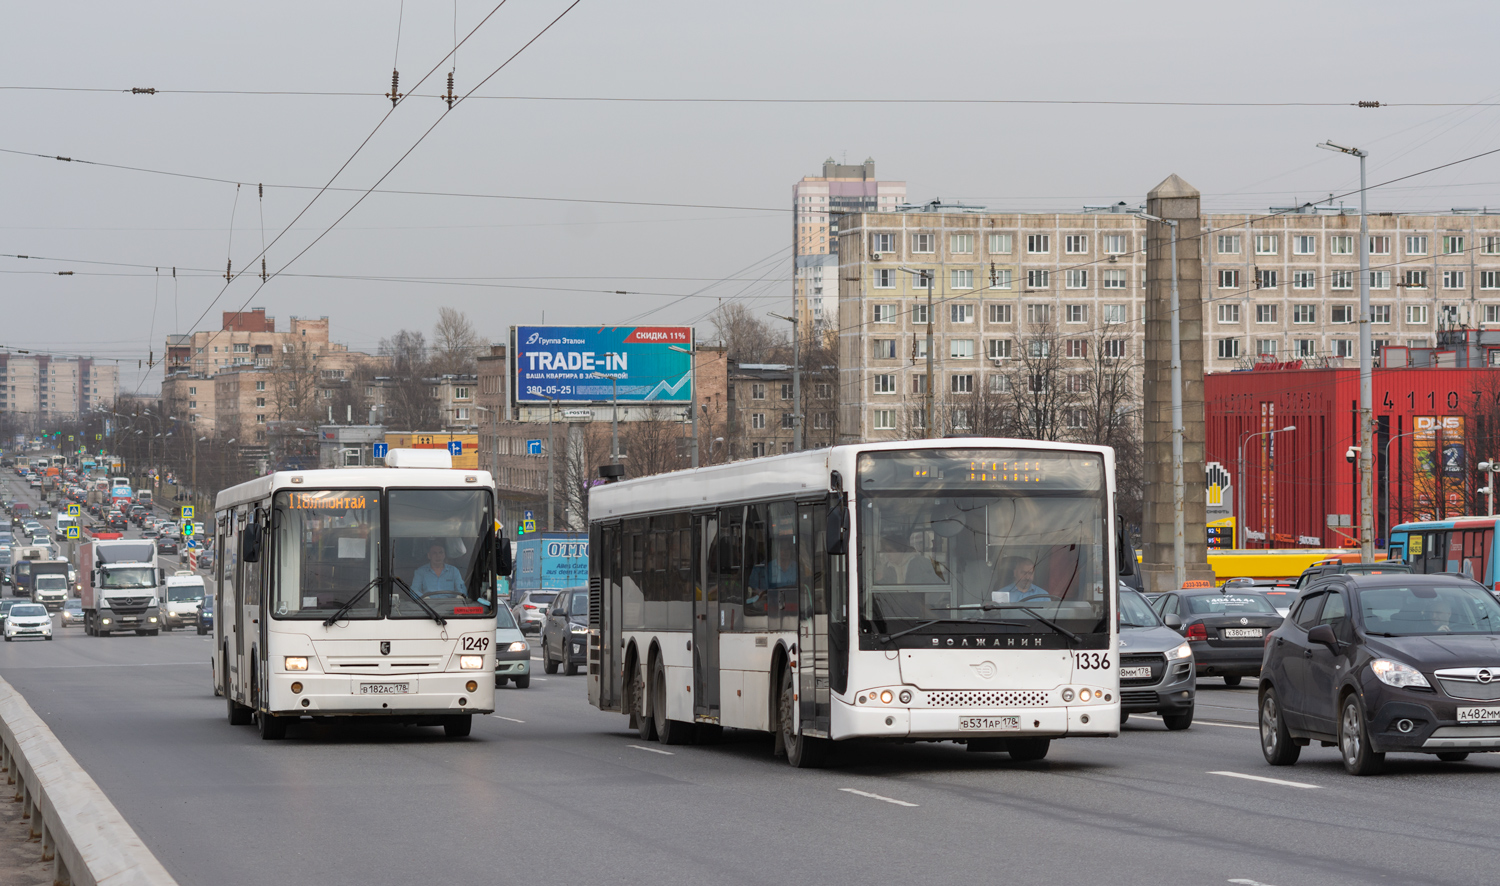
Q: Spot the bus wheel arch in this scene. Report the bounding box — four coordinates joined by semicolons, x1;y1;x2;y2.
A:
769;644;791;756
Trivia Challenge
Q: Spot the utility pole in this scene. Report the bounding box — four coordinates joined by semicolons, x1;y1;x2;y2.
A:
546;396;556;531
897;267;937;437
765;315;802;451
591;361;621;465
668;345;699;466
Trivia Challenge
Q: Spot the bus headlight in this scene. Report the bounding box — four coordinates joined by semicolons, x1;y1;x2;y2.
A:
460;655;484;670
507;640;528;652
284;656;308;671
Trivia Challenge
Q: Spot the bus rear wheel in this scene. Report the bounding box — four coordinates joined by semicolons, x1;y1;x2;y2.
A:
443;714;472;738
652;659;692;745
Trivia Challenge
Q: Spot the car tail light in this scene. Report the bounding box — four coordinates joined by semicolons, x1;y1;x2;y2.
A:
1186;623;1207;641
524;604;537;610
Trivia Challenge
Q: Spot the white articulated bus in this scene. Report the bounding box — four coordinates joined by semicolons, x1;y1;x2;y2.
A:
212;449;509;740
587;439;1134;766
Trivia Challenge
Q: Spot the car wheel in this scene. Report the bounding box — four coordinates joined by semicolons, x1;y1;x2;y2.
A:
512;675;530;689
543;650;559;674
780;666;828;767
1008;738;1051;762
495;676;508;688
1162;706;1194;730
1338;695;1384;775
1436;751;1470;762
1259;687;1300;765
443;714;472;738
1223;675;1243;687
565;656;579;677
1119;712;1129;724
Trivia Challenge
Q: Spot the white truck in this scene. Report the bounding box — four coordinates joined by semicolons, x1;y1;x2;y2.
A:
79;539;163;636
161;571;206;631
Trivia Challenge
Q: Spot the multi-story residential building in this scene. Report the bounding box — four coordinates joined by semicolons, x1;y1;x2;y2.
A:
724;360;839;460
836;206;1500;442
793;158;906;336
0;353;118;427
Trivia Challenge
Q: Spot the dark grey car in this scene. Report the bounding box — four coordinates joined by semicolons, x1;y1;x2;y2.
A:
1119;589;1197;729
540;588;590;676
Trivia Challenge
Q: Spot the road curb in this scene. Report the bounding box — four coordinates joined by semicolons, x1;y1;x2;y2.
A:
0;674;178;886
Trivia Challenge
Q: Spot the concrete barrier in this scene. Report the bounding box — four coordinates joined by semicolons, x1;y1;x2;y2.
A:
0;676;178;886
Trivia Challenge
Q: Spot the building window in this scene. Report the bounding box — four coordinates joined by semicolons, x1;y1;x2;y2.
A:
1440;304;1461;325
256;381;266;391
1333;339;1355;358
1256;304;1278;324
751;413;766;429
873;339;897;359
781;413;795;429
188;386;197;395
1331;305;1354;324
1407;338;1431;348
1066;339;1087;359
1217;338;1241;360
1481;236;1500;255
1486;305;1500;324
1218;234;1241;254
1294;340;1317;357
454;406;469;420
1404;270;1428;289
1372;304;1391;324
453;386;471;400
988;233;1013;255
750;442;766;458
910;269;933;290
1329;235;1353;255
1255;339;1278;357
873;304;896;323
1103;304;1127;323
1371;271;1391;290
1331;270;1354;290
1027;234;1050;254
1064;235;1087;254
911;375;927;394
188;400;197;409
1066;304;1087;323
1102;234;1127;254
911;233;934;254
1027;373;1048;394
950;233;974;254
911;408;928;430
1026;269;1050;290
1025;303;1051;325
256;397;266;407
1483;271;1500;290
1443;235;1465;255
988;339;1012;359
1219;269;1240;289
873;374;896;394
1218;304;1240;323
987;303;1012;324
989;268;1013;290
912;303;929;324
1256;269;1278;290
951;374;974;394
1292;271;1315;289
1066;374;1088;393
951;269;974;290
1406;304;1429;325
1101;269;1127;289
873;409;895;431
233;343;250;353
950;303;975;323
1293;235;1316;255
871;233;894;253
1027;340;1051;359
1369;235;1391;255
813;412;831;430
1293;305;1317;324
256;414;266;424
1444;270;1466;290
950;339;975;359
1065;269;1089;289
1255;235;1279;255
815;383;832;398
1406;235;1428;256
989;374;1011;393
781;383;793;400
751;383;766;399
873;268;895;289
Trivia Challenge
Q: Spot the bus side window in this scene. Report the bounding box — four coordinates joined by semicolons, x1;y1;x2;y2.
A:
717;507;744;630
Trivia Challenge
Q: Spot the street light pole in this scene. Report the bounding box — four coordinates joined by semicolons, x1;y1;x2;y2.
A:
1238;425;1295;548
1383;429;1419;535
1137;213;1184;587
898;267;936;438
546;397;556;531
1478;460;1500;518
591;363;621;465
667;345;699;467
1320;141;1375;561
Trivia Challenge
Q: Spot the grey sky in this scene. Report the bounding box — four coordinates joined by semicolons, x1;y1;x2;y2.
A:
5;0;1499;395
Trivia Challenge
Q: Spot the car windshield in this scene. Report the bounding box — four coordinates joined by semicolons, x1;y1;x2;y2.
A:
1119;589;1160;627
856;449;1109;641
11;604;46;617
168;585;205;602
1185;593;1278;615
35;576;67;589
99;566;156;589
494;606;517;630
1358;584;1500;635
63;600;81;610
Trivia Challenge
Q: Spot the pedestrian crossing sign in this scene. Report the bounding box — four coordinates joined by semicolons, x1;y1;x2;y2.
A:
522;519;536;533
182;505;194;519
65;526;80;539
67;504;81;516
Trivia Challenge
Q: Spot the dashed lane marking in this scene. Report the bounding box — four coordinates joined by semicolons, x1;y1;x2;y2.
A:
1209;771;1319;789
839;787;919;807
1135;714;1257;730
491;715;526;723
629;744;674;755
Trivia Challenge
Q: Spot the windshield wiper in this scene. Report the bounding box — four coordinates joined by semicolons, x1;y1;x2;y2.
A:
392;575;447;626
322;577;381;627
883;617;1031;643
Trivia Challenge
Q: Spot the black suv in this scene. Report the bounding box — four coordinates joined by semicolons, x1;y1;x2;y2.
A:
540;588;590;676
1258;573;1500;775
1293;561;1410;590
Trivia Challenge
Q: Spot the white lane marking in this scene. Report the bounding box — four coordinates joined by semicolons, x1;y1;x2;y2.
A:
530;657;544;662
1209;771;1319;790
532;677;548;681
629;744;674;755
1135;714;1258;730
840;787;919;807
491;715;526;723
1228;880;1277;886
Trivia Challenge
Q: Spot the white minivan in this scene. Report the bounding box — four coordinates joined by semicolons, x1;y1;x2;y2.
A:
162;571;206;631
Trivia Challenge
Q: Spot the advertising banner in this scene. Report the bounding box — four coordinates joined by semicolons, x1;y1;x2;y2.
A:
512;325;693;404
1413;415;1465;521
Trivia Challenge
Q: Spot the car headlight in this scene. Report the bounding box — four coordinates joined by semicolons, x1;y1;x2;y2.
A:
507;640;528;652
1371;659;1430;689
459;655;484;670
570;623;588;634
1167;641;1193;661
284;656;309;671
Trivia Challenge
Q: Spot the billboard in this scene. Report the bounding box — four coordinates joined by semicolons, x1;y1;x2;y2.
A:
512;326;693;405
383;433;480;470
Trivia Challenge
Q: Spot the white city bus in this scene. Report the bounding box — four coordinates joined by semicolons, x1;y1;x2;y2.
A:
587;439;1133;766
212;449;509;740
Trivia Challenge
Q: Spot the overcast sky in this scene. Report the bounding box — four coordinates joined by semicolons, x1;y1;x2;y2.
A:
5;0;1500;394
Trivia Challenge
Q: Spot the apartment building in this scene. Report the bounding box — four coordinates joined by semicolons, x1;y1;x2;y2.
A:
724;361;839;460
836;206;1500;442
0;353;118;426
793;158;906;336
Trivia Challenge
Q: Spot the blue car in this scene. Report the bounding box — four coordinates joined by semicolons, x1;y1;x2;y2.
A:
196;596;214;635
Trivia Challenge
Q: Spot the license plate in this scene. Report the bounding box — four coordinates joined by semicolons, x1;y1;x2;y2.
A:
1456;706;1500;724
359;682;411;695
1119;666;1153;679
959;716;1020;731
1221;628;1263;638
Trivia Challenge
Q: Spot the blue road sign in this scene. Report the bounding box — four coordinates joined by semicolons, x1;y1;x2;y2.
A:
526;439;542;456
524;510;534;520
373;443;389;458
181;505;194;520
447;440;463;456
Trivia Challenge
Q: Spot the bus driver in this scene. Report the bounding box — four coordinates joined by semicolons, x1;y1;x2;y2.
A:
411;539;465;596
993;558;1052;604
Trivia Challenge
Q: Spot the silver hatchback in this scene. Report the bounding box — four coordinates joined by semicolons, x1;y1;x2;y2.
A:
511;590;558;633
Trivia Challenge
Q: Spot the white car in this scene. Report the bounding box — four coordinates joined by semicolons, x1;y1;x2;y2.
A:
4;603;53;641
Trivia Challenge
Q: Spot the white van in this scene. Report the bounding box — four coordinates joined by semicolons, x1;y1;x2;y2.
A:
162;572;207;631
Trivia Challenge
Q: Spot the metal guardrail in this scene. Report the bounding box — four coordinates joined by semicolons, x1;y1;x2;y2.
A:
0;675;178;886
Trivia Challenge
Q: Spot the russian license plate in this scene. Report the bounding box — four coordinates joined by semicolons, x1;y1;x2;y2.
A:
959;716;1020;731
1221;628;1263;638
359;682;411;695
1456;706;1500;724
1119;666;1153;679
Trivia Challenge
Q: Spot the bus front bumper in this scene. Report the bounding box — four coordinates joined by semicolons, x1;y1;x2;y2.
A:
833;699;1119;740
268;673;494;716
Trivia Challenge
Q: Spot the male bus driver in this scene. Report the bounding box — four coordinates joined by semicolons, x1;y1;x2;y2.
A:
993;558;1052;604
411;539;465;596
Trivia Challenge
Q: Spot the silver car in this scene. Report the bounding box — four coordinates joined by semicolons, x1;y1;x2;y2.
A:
494;606;531;689
1118;588;1196;730
511;590;558;633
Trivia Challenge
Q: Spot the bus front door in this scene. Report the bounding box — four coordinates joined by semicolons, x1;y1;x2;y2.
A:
798;504;831;736
695;512;724;721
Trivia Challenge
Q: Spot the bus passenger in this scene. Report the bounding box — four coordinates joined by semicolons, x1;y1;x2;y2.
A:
411;539;465;596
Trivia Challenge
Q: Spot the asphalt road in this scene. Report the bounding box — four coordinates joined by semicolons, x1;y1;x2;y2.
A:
5;474;1500;885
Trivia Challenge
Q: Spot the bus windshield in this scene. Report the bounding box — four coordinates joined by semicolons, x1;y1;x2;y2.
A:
389;488;495;619
856;449;1109;643
99;567;156;589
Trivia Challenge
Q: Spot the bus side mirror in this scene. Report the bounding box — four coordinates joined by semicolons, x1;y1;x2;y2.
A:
1117;521;1137;577
495;538;513;576
826;505;849;556
241;523;263;563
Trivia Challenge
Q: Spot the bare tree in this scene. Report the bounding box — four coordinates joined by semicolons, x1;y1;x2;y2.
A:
272;339;322;426
431;307;484;376
992;322;1077;441
619;406;689;477
562;423;614;529
379;330;440;430
709;303;784;364
1073;320;1144;526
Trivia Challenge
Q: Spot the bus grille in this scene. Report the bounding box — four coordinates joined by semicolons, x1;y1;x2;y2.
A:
588;577;602;629
925;690;1051;708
